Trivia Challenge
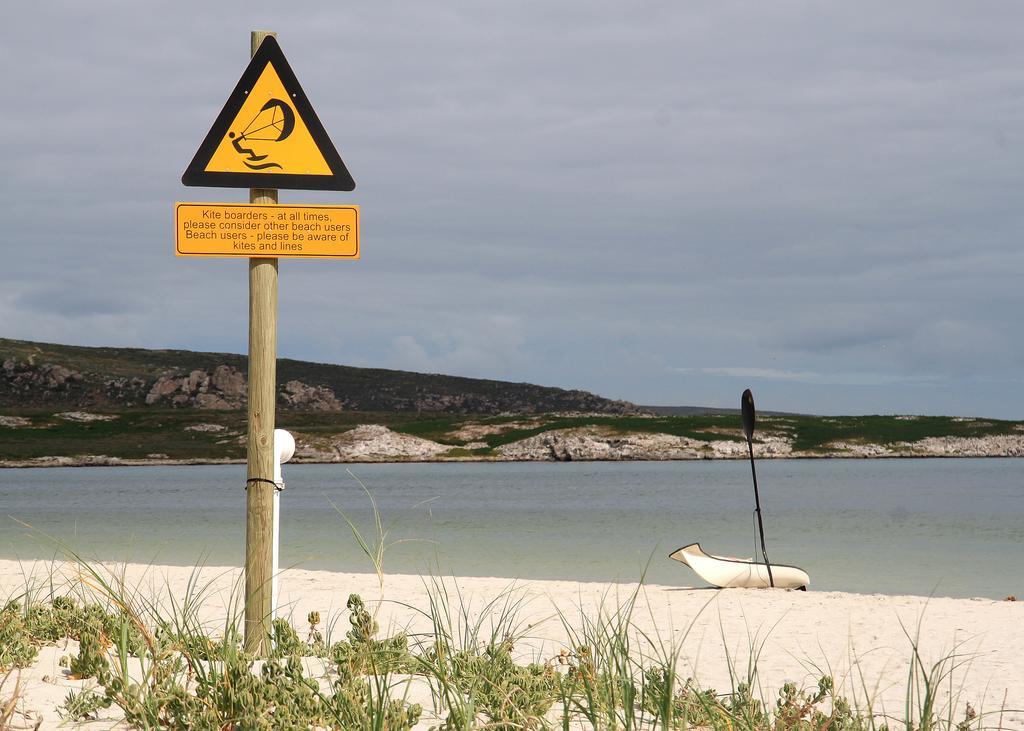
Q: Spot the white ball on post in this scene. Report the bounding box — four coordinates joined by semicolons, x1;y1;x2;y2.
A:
274;428;295;485
271;428;295;621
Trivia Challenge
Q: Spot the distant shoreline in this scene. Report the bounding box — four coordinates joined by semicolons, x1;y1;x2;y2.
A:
5;411;1024;465
4;452;1024;469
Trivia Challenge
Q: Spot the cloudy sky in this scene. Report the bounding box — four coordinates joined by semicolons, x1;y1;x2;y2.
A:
3;3;1023;417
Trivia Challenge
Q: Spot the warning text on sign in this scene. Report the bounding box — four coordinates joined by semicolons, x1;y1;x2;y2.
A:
175;203;359;259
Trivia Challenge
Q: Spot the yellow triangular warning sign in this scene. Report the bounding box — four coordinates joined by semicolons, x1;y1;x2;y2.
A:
205;64;332;176
182;37;355;191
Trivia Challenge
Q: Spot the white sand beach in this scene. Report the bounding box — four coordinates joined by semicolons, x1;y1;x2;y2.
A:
1;559;1021;729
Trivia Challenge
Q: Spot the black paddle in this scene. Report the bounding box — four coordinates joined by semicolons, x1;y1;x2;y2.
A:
741;389;774;588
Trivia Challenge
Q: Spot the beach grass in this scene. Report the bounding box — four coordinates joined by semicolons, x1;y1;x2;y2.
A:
1;558;1011;729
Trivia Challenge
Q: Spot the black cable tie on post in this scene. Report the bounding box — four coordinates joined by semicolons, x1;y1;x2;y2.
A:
245;477;285;492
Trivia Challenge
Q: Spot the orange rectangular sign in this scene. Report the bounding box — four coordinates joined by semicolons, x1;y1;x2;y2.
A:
175;203;359;258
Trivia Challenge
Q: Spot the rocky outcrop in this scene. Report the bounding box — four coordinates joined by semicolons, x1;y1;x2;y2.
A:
287;425;801;463
145;366;247;409
143;370;346;411
293;424;450;462
896;434;1024;457
706;435;793;458
492;427;1024;461
1;340;640;415
184;423;228;433
55;412;117;423
1;358;84;403
3;356;350;414
494;428;792;461
279;380;344;411
7;421;1024;467
9;455;239;468
0;415;32;428
1;357;248;410
497;429;702;461
820;435;1024;458
103;377;149;407
823;441;895;457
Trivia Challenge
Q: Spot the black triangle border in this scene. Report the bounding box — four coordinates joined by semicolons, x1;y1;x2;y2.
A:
182;36;355;191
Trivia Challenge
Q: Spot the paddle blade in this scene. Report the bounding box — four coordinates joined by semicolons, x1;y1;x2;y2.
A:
741;389;755;442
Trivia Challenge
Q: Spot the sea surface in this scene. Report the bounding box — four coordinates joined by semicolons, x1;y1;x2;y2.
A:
1;459;1021;599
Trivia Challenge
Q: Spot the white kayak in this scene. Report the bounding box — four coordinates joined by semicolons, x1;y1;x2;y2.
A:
669;543;809;590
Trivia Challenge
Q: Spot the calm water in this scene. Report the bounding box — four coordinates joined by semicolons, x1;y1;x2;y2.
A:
1;459;1021;598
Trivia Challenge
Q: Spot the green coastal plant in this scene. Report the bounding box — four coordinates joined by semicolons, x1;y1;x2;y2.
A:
58;687;110;722
332;594;413;677
269;616;310;658
0;603;38;671
447;639;557;730
5;572;1016;729
68;619;109;679
410;573;543;728
554;584;649;728
89;589;421;728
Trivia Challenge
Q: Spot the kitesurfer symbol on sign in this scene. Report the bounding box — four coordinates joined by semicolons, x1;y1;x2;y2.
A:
181;36;355;190
229;99;296;170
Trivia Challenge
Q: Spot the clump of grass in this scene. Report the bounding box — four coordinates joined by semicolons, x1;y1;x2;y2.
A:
901;616;984;731
327;469;392;594
409;575;551;728
554;582;655;729
81;572;420;728
58;687;110;722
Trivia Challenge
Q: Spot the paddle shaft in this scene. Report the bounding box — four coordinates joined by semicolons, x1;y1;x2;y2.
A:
747;438;775;587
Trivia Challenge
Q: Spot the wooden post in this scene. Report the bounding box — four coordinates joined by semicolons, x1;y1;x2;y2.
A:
244;29;278;655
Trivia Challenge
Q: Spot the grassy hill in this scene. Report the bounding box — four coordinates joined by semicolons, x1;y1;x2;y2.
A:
0;338;634;415
2;339;1023;464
